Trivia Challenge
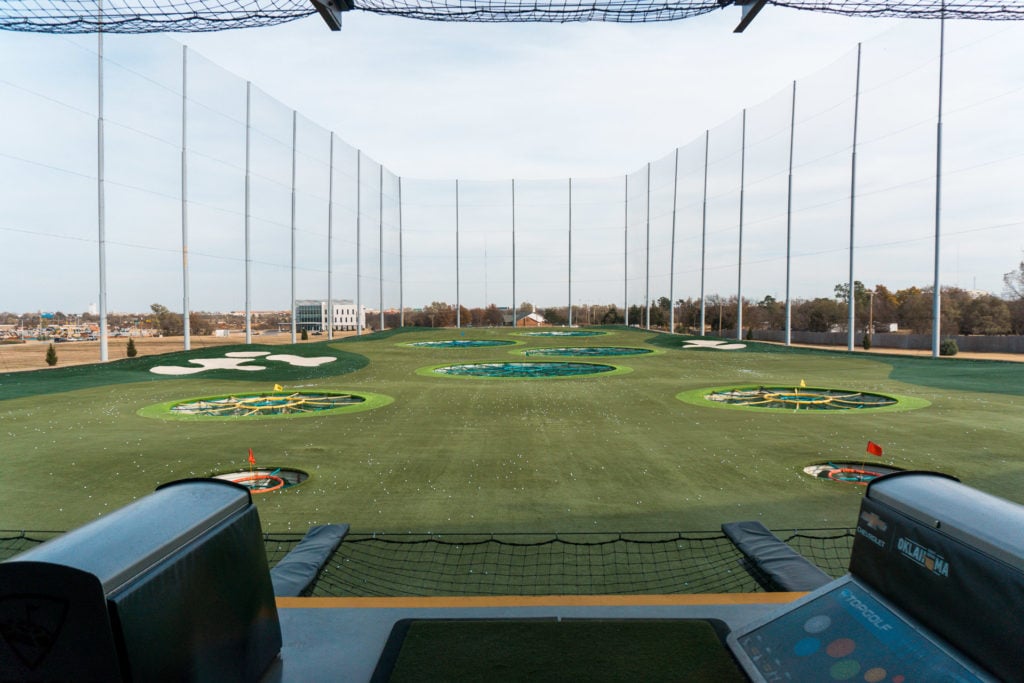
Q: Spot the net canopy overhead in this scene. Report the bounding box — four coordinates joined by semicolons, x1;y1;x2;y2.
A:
0;0;317;33
4;0;1024;33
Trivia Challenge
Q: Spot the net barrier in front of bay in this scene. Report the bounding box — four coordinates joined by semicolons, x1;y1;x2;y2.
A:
268;528;856;597
2;527;855;596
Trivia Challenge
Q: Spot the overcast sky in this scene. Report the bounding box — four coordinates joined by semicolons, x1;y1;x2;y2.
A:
2;7;1023;314
184;7;908;179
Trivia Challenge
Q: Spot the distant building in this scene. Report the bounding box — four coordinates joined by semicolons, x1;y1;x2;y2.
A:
502;307;548;327
295;300;366;332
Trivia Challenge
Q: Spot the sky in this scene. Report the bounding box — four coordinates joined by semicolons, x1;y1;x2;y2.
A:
2;6;1023;314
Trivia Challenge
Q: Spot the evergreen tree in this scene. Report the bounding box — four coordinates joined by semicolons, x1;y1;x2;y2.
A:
126;337;138;357
45;343;57;366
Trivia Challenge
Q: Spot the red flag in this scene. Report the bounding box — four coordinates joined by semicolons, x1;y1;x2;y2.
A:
248;448;256;465
866;441;883;457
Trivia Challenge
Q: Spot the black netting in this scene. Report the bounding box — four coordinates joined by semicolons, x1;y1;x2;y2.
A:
0;0;317;33
264;533;305;567
4;0;1021;34
354;0;725;23
2;528;853;595
292;528;855;597
771;0;1024;20
0;531;61;561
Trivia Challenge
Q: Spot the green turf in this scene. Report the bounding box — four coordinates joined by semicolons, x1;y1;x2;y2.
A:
378;619;745;682
1;327;1022;536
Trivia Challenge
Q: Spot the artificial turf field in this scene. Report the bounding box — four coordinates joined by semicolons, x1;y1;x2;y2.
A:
1;327;1022;536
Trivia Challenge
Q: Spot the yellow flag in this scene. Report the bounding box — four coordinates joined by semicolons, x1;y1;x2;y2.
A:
274;384;283;391
799;379;806;388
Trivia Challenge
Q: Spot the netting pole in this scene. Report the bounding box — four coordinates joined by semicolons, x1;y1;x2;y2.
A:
848;44;862;352
785;81;796;347
356;151;362;336
699;130;709;337
379;165;384;332
669;147;679;335
623;174;629;327
244;81;252;345
327;132;334;340
290;110;297;344
511;178;516;327
932;7;946;358
399;176;404;328
455;179;461;328
736;109;746;341
180;45;191;352
568;177;573;327
645;162;651;330
96;1;108;363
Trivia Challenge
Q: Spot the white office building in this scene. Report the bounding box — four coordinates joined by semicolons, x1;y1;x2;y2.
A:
295;300;366;332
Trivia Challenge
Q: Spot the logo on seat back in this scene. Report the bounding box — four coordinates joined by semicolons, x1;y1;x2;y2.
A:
0;594;69;670
896;537;950;577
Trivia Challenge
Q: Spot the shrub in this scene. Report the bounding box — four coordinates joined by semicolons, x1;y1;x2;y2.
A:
45;343;57;366
939;338;959;356
126;337;138;357
862;334;872;350
745;328;754;341
301;329;309;341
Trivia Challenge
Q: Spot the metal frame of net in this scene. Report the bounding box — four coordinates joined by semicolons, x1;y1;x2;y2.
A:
170;391;364;416
705;387;898;410
523;347;652;357
433;361;614;377
3;0;1023;33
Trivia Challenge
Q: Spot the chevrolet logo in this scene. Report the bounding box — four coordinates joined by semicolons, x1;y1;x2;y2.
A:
860;511;888;532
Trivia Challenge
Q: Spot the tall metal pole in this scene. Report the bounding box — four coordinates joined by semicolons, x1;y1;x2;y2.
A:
669;147;679;334
644;162;651;330
848;44;863;352
736;109;746;341
785;81;796;346
180;45;191;351
623;174;629;327
455;179;461;328
932;8;946;358
568;177;573;327
97;1;108;362
244;82;252;345
699;130;709;337
327;133;334;340
289;110;297;344
379;165;384;332
398;177;404;328
356;151;362;336
511;179;517;327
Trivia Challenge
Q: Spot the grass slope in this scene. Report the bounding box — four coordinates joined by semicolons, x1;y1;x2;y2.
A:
1;328;1021;536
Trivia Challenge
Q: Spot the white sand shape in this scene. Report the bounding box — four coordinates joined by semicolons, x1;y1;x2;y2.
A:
150;358;266;375
265;354;336;367
150;353;336;375
681;339;746;351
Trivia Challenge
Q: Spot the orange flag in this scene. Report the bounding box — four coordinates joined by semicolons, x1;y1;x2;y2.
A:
866;441;883;457
248;448;256;465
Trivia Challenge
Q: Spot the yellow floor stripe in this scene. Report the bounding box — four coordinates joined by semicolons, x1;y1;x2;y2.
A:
277;592;803;610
